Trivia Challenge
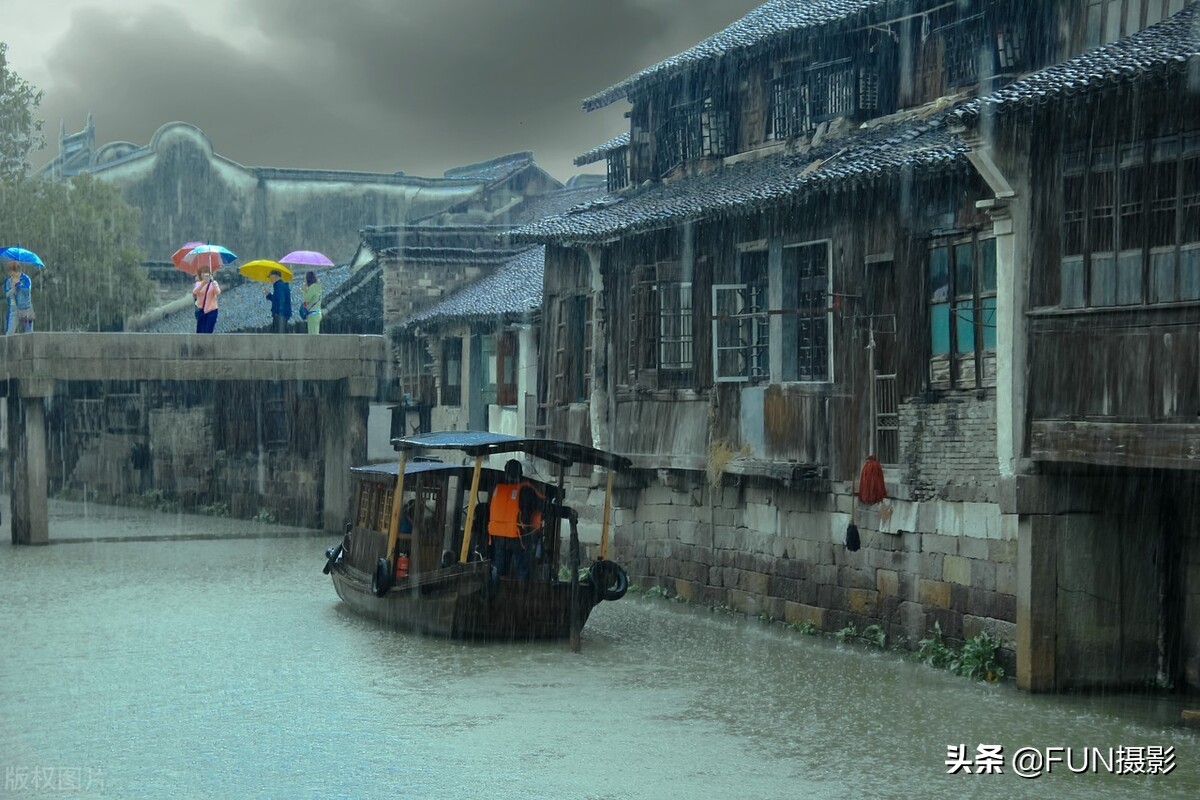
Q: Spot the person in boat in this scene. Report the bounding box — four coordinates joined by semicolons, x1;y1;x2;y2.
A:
487;459;544;582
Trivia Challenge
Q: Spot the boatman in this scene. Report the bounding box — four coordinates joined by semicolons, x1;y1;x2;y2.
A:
487;459;544;582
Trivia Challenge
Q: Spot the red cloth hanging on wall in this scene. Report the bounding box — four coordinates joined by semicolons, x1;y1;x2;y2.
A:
858;455;887;505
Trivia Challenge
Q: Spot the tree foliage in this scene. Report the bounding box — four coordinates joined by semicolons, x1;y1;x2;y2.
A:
0;175;155;330
0;41;154;330
0;42;45;181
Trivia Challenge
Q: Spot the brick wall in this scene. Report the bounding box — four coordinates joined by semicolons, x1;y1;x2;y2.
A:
898;393;998;502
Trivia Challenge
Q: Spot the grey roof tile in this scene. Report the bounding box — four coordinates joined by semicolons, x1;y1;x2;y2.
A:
583;0;894;111
512;114;966;244
399;246;544;329
575;133;631;166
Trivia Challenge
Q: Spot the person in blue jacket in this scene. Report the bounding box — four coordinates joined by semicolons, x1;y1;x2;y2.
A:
264;270;292;333
4;262;34;334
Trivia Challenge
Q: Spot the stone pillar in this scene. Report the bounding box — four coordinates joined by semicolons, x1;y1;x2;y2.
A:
321;380;369;534
1016;512;1057;691
586;246;610;453
8;380;52;545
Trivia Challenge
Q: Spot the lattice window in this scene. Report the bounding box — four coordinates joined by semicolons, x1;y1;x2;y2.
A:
807;58;858;122
655;97;730;176
781;242;831;382
771;75;810;140
630;264;694;389
711;249;769;383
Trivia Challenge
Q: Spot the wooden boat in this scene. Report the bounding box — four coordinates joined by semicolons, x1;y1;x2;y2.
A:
323;431;632;647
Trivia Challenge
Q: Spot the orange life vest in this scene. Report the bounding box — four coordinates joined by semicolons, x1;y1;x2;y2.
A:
488;481;543;539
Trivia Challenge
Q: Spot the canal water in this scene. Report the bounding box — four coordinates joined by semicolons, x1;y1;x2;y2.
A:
1;510;1198;799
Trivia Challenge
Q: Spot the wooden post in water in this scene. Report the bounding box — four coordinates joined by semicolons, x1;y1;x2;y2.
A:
459;455;484;563
599;468;614;560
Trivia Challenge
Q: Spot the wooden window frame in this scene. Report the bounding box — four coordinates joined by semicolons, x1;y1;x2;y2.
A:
655;96;730;176
607;149;629;192
780;240;832;383
496;330;519;407
630;263;695;390
1060;128;1200;309
711;248;769;383
928;235;997;389
1086;0;1187;50
441;338;462;407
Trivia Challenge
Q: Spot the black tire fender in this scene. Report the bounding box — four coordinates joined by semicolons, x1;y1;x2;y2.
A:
323;543;344;575
589;559;629;602
371;557;394;597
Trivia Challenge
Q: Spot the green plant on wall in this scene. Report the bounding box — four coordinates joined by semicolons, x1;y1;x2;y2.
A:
954;631;1006;682
916;622;1006;682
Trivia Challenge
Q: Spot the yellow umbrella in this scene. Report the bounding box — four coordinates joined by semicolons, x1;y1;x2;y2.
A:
239;259;293;283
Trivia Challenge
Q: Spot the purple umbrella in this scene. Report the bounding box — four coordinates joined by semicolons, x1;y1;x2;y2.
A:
280;250;335;269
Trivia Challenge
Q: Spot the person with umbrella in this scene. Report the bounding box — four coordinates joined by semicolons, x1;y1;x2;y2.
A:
192;264;221;333
2;254;37;334
264;269;292;333
300;271;323;334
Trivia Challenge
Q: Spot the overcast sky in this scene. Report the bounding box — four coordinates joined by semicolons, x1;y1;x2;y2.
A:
1;0;763;183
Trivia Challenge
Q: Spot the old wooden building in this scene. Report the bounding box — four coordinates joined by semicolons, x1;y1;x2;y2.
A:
513;0;1200;692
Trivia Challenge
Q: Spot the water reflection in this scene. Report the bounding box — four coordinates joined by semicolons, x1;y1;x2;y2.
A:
0;536;1196;799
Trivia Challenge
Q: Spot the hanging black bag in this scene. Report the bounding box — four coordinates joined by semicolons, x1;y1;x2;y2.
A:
845;477;861;552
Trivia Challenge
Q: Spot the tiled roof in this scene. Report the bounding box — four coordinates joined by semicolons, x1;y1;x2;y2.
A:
512;113;966;244
141;264;355;334
582;0;893;111
512;182;611;223
443;152;537;183
400;246;544;329
575;133;630;166
952;3;1200;125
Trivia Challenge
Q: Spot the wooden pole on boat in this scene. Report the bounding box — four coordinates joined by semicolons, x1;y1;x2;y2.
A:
568;513;581;653
459;454;484;564
552;462;566;571
385;450;409;571
599;468;614;560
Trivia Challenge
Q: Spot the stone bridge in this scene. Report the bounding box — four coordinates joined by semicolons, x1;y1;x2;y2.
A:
1;333;391;544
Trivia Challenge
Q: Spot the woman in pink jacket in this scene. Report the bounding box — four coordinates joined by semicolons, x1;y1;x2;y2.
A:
192;266;221;333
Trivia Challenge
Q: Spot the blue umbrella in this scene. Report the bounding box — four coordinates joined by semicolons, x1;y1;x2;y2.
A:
0;246;44;269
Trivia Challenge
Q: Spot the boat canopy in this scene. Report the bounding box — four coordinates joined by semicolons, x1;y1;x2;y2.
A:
391;431;632;471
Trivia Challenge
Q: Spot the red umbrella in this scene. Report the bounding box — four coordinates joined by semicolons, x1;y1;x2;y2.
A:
171;242;204;274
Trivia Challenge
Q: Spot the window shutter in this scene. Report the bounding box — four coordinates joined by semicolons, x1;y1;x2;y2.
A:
481;334;497;406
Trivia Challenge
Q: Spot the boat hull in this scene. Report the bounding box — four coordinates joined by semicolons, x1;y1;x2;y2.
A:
330;561;603;640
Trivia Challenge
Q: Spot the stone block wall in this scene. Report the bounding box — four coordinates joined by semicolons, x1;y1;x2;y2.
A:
898;393;997;502
609;471;1016;664
65;400;324;528
219;451;323;528
149;407;214;498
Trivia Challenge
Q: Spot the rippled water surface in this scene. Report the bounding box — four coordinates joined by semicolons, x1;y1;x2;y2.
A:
1;520;1198;799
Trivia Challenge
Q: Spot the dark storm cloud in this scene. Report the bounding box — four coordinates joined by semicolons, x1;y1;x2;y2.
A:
34;0;762;180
